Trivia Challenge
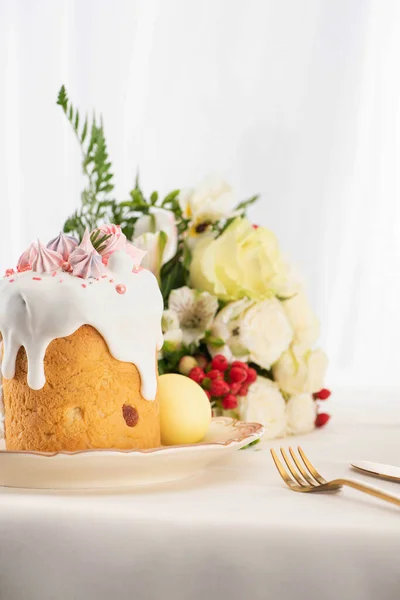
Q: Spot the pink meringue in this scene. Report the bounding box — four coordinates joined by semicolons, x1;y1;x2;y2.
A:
69;249;106;279
47;232;78;261
17;242;38;271
79;228;96;253
31;240;63;274
91;224;147;266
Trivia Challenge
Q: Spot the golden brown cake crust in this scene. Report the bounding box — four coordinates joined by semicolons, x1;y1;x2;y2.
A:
2;325;160;451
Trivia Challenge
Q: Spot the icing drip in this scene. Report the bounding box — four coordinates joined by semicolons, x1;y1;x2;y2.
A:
17;242;38;271
47;232;78;260
31;241;63;273
0;251;164;400
70;249;106;279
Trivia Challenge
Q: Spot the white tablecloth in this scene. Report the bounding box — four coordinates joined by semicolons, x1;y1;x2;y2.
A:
1;391;400;600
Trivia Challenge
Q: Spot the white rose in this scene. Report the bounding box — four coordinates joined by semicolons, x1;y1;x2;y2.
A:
240;376;287;440
179;175;236;224
208;298;293;369
282;290;320;351
286;393;316;435
272;346;328;395
134;207;178;265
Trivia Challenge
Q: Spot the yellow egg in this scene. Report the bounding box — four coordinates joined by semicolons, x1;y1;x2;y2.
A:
157;373;212;445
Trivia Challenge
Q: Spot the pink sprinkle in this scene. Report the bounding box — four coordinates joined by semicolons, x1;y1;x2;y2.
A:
59;279;63;283
52;271;57;277
132;266;144;274
115;284;126;295
5;268;15;277
109;279;114;283
32;277;41;281
82;284;87;288
9;279;14;283
101;275;107;278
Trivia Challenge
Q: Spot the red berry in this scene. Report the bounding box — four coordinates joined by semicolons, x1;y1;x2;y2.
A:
5;268;15;277
315;413;330;428
252;224;259;229
204;390;211;400
208;369;223;380
210;379;230;397
229;382;241;395
245;367;257;384
189;367;205;384
222;394;238;410
229;366;247;384
231;361;249;371
211;354;229;371
195;354;208;369
314;388;331;401
238;384;249;397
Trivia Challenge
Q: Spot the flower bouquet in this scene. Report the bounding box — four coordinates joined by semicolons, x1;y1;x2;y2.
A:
57;86;331;439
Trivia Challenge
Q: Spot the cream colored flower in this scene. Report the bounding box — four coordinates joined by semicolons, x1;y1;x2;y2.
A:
133;207;178;266
282;290;320;351
272;346;328;395
179;175;236;224
208;298;293;369
240;376;287;440
190;218;293;302
168;286;218;346
286;393;316;435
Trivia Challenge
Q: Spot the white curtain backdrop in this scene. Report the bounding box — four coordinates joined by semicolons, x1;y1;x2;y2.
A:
1;0;400;390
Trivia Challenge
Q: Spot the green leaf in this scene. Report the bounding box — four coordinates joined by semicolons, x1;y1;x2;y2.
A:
56;85;68;112
68;104;73;121
74;110;79;131
205;336;225;348
150;191;158;204
235;194;259;213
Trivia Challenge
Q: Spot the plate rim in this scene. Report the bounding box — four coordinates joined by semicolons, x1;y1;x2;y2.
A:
0;417;264;458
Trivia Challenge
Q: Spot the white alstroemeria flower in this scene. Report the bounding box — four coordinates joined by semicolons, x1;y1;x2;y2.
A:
239;376;287;440
179;175;236;228
134;207;178;265
208;298;293;369
286;393;316;435
168;286;218;346
282;289;320;352
133;232;167;279
272;346;328;395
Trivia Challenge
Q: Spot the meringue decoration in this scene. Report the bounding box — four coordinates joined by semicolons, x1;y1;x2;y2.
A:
79;228;97;253
17;242;38;271
31;240;63;274
47;232;78;261
69;249;106;279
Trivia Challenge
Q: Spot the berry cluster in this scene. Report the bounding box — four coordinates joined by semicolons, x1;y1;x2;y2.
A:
313;388;331;428
187;354;257;411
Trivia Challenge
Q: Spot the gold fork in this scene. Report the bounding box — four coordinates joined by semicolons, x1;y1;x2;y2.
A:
271;447;400;507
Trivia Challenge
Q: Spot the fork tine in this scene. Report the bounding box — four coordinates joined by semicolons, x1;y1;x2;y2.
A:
298;447;326;484
270;449;297;487
288;447;318;486
280;448;308;487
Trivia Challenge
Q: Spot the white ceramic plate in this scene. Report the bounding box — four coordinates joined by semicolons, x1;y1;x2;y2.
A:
0;418;264;489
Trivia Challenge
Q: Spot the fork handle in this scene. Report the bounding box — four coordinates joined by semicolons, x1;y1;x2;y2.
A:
335;478;400;507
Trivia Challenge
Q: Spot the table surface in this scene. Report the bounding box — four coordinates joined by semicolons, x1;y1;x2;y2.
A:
0;390;400;600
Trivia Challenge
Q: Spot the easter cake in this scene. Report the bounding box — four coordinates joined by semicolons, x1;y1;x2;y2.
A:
0;226;164;452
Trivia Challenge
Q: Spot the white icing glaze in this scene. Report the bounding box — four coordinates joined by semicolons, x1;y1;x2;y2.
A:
0;251;164;401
